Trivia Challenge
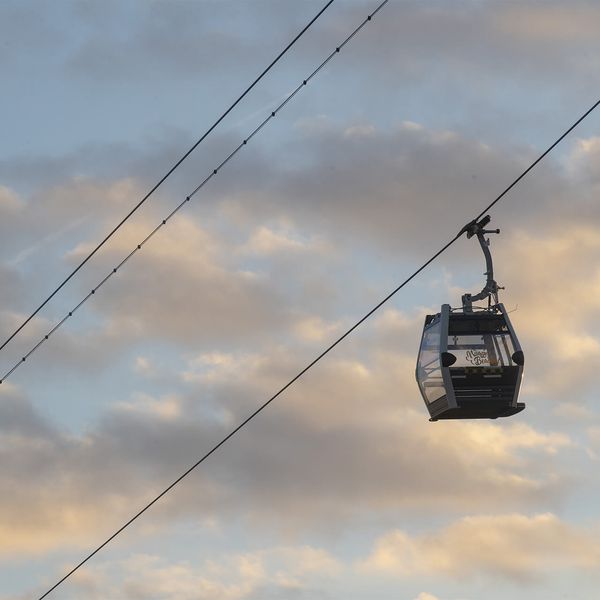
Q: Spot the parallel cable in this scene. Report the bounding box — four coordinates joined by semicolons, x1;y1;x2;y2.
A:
0;0;336;355
36;91;599;599
1;0;388;386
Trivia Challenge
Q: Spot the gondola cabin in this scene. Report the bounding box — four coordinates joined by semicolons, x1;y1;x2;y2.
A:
416;303;525;421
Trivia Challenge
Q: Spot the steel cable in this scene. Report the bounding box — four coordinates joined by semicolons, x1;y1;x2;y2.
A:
1;0;389;385
0;0;336;355
35;88;600;597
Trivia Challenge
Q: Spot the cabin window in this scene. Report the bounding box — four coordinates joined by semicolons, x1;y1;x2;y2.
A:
417;321;445;403
447;332;516;367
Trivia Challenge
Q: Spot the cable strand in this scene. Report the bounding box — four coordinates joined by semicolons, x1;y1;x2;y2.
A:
0;0;336;356
34;89;600;596
38;234;456;600
476;99;600;220
14;1;599;595
0;0;388;386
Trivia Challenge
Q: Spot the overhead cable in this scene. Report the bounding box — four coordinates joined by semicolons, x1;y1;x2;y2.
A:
36;91;599;598
0;0;336;356
474;98;600;221
1;0;388;386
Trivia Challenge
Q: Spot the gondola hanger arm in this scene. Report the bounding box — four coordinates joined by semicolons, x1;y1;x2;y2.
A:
460;215;502;311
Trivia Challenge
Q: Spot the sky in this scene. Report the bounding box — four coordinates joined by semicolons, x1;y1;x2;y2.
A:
1;1;600;599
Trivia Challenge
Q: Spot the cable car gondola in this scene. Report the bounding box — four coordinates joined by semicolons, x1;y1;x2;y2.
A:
416;216;525;421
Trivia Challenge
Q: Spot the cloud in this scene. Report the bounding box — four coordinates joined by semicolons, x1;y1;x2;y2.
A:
63;213;294;346
8;216;89;267
0;186;21;211
362;513;600;582
333;0;600;102
0;173;337;379
2;2;600;599
64;0;331;83
0;178;152;333
240;224;328;257
568;135;600;192
586;427;600;461
2;117;596;380
494;4;600;42
494;225;600;404
0;321;573;559
291;315;345;343
32;545;341;600
6;0;599;96
215;118;580;261
0;119;594;562
136;342;572;527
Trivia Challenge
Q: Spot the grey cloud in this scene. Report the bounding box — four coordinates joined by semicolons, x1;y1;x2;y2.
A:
0;118;597;401
362;513;600;583
329;1;600;96
52;0;600;95
2;2;599;598
0;265;24;311
0;337;571;556
64;0;338;82
569;136;600;193
185;350;569;524
214;121;578;258
60;215;301;348
0;166;337;380
0;388;54;439
0;141;137;192
4;116;586;273
0;389;225;557
491;226;600;422
49;545;341;600
0;322;572;563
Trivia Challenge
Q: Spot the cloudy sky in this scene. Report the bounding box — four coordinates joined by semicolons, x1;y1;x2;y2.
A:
2;1;600;599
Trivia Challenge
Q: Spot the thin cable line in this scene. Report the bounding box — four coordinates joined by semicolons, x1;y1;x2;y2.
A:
36;92;600;598
1;0;389;385
0;0;336;356
38;242;456;600
475;99;600;221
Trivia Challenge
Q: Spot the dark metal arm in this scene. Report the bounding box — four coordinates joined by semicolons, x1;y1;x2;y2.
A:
459;215;502;311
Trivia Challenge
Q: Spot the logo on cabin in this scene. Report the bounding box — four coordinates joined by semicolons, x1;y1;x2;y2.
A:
466;350;489;366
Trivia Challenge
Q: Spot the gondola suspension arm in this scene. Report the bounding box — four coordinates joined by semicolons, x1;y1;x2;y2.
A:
458;215;503;311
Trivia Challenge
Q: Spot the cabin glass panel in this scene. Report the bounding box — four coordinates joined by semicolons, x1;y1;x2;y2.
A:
447;331;516;367
417;321;445;403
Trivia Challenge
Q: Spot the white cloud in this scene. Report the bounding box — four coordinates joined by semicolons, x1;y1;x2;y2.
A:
553;402;595;421
494;226;600;402
116;392;182;420
241;225;323;256
0;338;572;558
61;546;341;600
362;513;600;582
494;5;600;42
292;315;345;343
0;185;22;211
2;3;600;598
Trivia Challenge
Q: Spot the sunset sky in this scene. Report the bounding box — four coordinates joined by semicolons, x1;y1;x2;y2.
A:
2;1;600;599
